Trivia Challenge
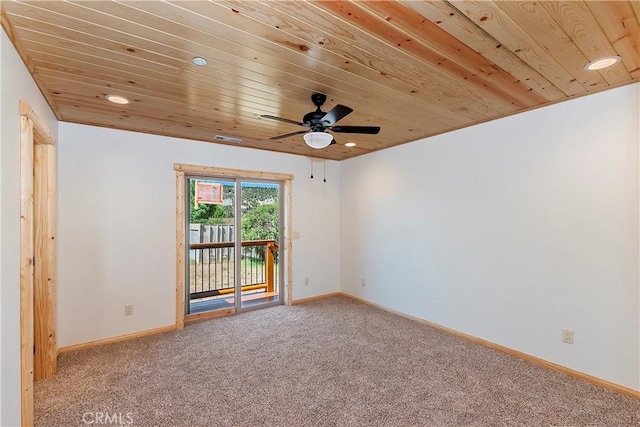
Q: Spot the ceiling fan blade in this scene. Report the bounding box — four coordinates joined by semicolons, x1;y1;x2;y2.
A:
331;125;381;134
260;114;305;127
269;130;308;140
320;104;353;126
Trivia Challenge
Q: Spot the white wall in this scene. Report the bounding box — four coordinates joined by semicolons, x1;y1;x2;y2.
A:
1;28;59;427
57;123;340;347
340;84;640;390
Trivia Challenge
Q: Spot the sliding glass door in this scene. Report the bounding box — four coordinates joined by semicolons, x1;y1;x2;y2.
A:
187;178;236;314
186;176;282;315
239;181;281;309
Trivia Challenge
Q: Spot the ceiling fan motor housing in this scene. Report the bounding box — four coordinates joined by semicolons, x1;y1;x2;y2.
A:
303;110;329;131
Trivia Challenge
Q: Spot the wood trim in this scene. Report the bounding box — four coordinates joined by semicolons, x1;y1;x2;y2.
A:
19;100;56;145
19;115;35;427
33;143;58;380
58;325;177;353
175;171;185;330
173;163;294;181
339;293;640;399
185;308;235;324
291;292;342;305
284;179;293;305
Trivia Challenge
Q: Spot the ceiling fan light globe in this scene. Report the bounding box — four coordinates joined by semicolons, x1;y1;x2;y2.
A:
303;132;333;149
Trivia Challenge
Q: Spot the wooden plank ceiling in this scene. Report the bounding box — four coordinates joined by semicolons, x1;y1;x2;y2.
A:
2;1;638;160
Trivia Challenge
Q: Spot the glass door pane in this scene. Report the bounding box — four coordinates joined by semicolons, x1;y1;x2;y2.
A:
239;181;281;309
187;178;236;314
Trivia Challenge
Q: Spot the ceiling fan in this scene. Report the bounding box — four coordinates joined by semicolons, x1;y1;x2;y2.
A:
260;93;381;149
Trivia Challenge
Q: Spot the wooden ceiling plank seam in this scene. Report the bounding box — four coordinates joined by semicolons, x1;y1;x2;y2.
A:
36;0;440;129
6;6;183;72
159;0;489;123
402;0;565;102
585;1;640;75
539;1;632;86
355;0;547;108
0;10;62;119
251;1;504;120
14;28;189;78
447;0;587;97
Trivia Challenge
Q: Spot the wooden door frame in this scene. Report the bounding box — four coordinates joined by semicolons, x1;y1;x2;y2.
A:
19;100;57;426
174;163;294;329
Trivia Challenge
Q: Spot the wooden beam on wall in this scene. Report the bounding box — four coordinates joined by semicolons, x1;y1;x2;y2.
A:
33;142;58;380
19;100;56;145
20;115;35;427
175;171;185;330
285;179;293;306
173;163;293;181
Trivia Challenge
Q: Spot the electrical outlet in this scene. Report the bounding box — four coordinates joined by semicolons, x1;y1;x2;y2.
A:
304;278;309;286
361;279;366;287
561;328;574;344
125;304;134;316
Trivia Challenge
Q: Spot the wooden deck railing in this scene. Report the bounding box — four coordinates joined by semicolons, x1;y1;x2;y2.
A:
189;239;278;300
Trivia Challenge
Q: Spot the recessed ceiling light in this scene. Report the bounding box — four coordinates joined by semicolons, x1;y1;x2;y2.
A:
584;55;622;71
192;56;208;66
344;142;356;147
105;95;130;104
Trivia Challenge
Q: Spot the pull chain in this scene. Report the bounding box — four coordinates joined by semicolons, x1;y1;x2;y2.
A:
323;160;327;183
310;158;314;179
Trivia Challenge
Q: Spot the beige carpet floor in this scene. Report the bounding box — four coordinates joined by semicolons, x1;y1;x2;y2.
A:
36;296;639;426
